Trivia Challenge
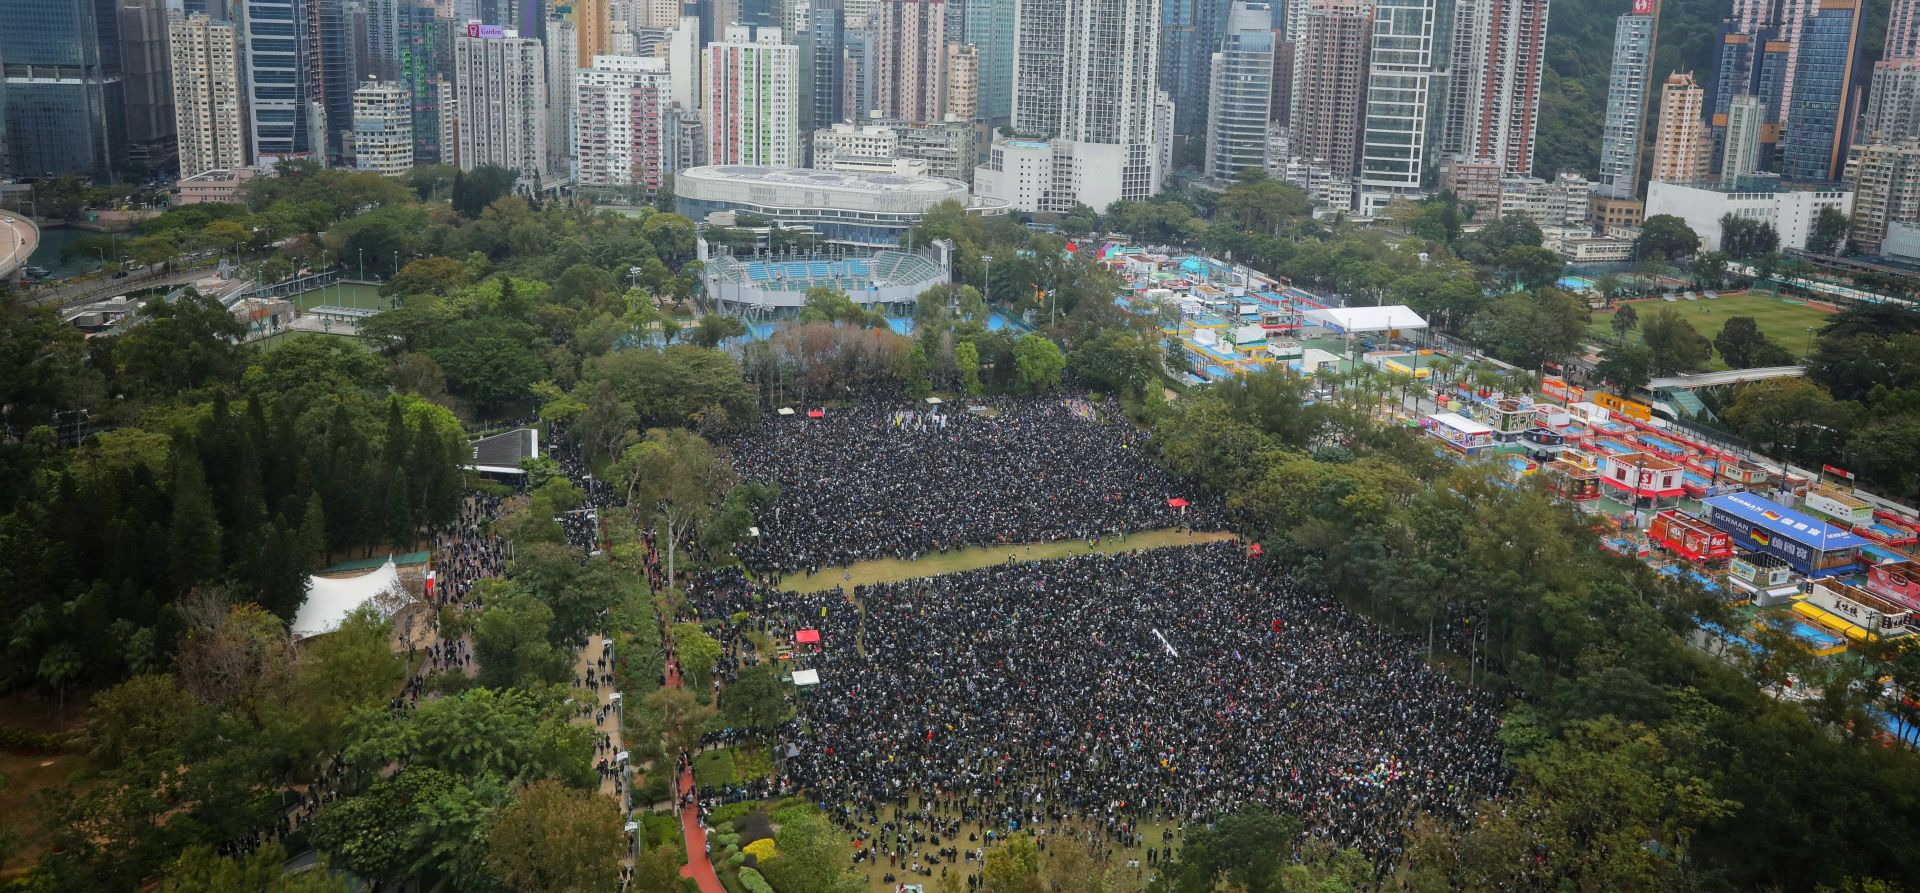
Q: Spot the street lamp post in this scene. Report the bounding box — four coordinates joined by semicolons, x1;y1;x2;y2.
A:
981;255;992;311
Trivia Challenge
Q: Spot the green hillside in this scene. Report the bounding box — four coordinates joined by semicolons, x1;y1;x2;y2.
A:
1532;0;1891;180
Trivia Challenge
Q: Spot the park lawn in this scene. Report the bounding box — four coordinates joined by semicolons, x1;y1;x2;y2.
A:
1587;292;1836;368
778;528;1239;595
0;696;90;882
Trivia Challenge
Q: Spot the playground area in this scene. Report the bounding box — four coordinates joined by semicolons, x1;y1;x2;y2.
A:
1587;292;1836;365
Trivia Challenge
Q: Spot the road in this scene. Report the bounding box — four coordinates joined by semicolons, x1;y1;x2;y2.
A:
0;214;40;278
26;262;220;309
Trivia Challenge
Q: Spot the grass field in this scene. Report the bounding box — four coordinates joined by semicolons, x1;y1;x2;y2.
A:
778;528;1239;594
290;281;385;313
1587;292;1836;368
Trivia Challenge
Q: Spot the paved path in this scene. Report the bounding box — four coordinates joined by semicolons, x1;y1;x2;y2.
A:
569;633;628;801
667;653;725;893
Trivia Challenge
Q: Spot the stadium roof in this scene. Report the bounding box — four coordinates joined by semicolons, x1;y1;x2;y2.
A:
1305;305;1428;333
706;250;943;292
1702;493;1870;550
678;165;966;197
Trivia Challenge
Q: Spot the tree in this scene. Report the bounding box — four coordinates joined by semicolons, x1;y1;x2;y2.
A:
1068;329;1162;397
474;591;575;690
485;780;626;893
1011;333;1066;393
1690;251;1730;288
1640;308;1714;375
671;622;724;694
615;428;736;586
956;339;983;396
1496;245;1566;291
1714;316;1794;369
1720;214;1779;258
1610;302;1640;343
690;314;747;349
1722;377;1854;462
1465;288;1589;368
1593;344;1653;393
157;843;354;892
1633;214;1700;261
720;663;788;728
1807;206;1851;255
452;165;518;218
641;685;715;759
981;834;1042;893
760;811;865;893
907;340;933;399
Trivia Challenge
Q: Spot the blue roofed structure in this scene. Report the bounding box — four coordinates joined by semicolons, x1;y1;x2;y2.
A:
1701;492;1868;577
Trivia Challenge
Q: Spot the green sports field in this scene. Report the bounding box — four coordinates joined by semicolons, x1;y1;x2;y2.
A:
1587;292;1836;368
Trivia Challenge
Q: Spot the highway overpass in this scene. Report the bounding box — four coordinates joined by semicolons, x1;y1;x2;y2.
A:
0;214;40;280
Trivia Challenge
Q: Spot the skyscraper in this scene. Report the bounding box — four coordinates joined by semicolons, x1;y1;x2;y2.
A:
1650;72;1710;184
804;0;847;130
1011;0;1066;135
353;81;414;173
1162;0;1229;135
365;0;404;81
704;26;799;167
400;4;456;165
574;55;671;189
546;13;578;180
1288;0;1370;179
1204;1;1274;181
170;13;249;177
1780;0;1860;183
119;0;177;171
870;0;949;122
242;0;319;162
946;43;979;122
1359;0;1436;211
2;0;127;179
1730;0;1822;124
964;0;1015;124
577;0;611;67
454;25;549;184
1596;5;1656;200
1445;0;1549;176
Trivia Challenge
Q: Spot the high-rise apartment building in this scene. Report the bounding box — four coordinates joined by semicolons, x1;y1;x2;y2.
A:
1011;0;1066;135
946;44;979;122
1844;141;1920;254
1705;23;1789;169
242;0;319;162
1861;60;1920;142
1442;0;1549;176
2;0;127;179
964;0;1015;123
170;13;249;178
1890;0;1920;60
454;25;549;184
574;55;671;190
870;0;949;122
577;0;611;67
1722;94;1767;187
1651;73;1711;184
1205;1;1273;181
1596;7;1656;200
365;0;403;81
353;81;414;174
315;0;368;165
546;14;579;183
1358;0;1436;211
704;26;800;167
1729;0;1823;124
1288;0;1370;179
1780;0;1860;183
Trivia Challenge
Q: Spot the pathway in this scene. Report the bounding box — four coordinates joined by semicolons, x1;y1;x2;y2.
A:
568;633;627;801
667;653;726;893
778;528;1239;594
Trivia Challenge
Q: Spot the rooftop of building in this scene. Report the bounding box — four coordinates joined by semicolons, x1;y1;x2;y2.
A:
677;166;964;196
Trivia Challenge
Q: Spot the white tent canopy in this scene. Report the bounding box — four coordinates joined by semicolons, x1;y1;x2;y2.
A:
1305;305;1428;334
791;668;821;687
293;558;410;638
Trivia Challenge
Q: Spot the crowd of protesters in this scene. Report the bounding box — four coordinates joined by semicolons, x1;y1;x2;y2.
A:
728;397;1225;574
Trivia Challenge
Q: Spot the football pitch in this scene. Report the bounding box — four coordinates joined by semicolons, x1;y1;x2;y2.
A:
1588;292;1836;367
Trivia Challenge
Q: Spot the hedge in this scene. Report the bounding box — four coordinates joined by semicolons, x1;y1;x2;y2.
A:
739;868;775;893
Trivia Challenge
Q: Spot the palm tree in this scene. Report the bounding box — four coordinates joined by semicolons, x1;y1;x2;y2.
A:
1430;355;1458;388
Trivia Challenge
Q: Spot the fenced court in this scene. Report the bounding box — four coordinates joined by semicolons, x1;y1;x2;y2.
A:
1588;292;1837;365
290;281;385;313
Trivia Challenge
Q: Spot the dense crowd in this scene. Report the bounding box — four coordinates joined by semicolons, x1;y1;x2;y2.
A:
727;398;1224;573
692;543;1505;867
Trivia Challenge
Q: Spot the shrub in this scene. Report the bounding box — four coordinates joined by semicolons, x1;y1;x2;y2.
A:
709;801;758;826
639;772;672;807
743;838;779;861
716;832;742;848
770;802;816;824
729;852;747;866
739;868;775;893
0;724;70;754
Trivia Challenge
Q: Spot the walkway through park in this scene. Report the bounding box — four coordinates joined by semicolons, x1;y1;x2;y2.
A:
665;653;726;893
